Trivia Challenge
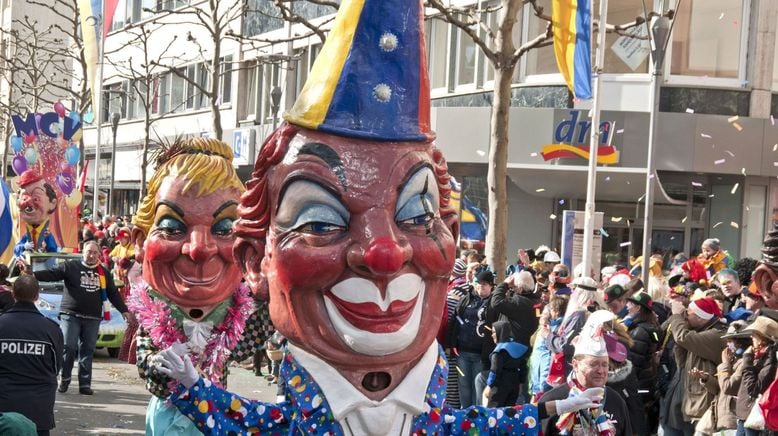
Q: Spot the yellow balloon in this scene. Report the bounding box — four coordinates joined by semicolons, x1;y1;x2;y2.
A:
70;129;83;143
65;191;82;209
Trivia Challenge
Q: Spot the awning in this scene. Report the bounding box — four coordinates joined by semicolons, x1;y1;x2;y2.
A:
506;164;685;205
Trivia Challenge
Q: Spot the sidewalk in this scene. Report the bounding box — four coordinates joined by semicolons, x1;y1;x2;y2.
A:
54;349;278;435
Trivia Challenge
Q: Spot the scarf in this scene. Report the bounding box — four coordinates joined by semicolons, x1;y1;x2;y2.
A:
95;264;110;320
129;282;254;390
556;373;615;436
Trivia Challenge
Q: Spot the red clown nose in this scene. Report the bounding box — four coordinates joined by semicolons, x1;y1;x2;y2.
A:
363;237;405;275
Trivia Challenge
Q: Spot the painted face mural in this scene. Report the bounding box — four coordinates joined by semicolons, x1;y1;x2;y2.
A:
239;127;457;371
18;176;57;226
141;176;242;313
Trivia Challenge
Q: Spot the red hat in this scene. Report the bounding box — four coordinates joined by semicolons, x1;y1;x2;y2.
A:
689;297;723;321
18;170;43;187
94;230;105;239
117;228;130;239
545;352;566;386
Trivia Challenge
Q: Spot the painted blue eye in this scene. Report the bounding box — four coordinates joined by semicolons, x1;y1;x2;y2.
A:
211;218;235;236
157;217;186;235
396;195;435;226
290;204;347;235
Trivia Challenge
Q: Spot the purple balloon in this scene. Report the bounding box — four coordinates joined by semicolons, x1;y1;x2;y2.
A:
12;155;27;175
56;172;75;195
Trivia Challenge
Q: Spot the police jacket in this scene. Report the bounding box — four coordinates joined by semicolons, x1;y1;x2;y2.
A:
0;301;64;431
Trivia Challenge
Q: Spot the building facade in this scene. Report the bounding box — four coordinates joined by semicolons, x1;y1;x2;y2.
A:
82;0;778;267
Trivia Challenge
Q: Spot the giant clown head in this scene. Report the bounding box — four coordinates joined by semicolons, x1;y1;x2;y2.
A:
17;170;58;227
234;0;459;396
132;138;245;319
754;224;778;310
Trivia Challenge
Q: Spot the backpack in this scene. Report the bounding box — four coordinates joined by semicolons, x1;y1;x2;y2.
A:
758;367;778;430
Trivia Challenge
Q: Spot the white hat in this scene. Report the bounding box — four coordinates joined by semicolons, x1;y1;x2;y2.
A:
573;276;598;291
544;251;561;263
573;331;609;357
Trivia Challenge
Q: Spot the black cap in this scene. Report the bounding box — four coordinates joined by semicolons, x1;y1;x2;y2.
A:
603;284;626;302
476;270;495;285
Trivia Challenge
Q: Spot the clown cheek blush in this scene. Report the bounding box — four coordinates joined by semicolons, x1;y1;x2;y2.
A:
144;237;182;262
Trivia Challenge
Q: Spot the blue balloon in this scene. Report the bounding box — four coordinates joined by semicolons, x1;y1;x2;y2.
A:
10;135;22;153
83;111;95;124
69;111;80;124
65;145;80;166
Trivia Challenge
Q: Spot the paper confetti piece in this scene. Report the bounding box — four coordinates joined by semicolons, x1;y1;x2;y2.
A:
709;194;715;198
549;214;557;220
741;168;747;176
685;108;695;114
773;162;778;167
620;241;632;247
692;181;703;187
536;188;545;192
559;199;565;205
611;216;623;222
725;150;735;157
714;159;726;165
616;129;624;134
530;152;538;157
713;222;723;228
728;115;739;123
771;115;775;126
730;221;739;229
731;183;739;194
600;228;609;238
605;176;611;182
719;12;724;20
648;173;655;179
773;143;777;152
456;366;465;377
681;216;687;223
700;133;712;139
732;122;743;131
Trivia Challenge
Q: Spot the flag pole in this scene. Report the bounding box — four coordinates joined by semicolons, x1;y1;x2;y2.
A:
581;0;608;280
91;3;105;219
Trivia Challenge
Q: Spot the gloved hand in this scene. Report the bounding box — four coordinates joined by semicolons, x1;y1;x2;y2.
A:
554;387;604;415
24;242;34;251
155;350;199;389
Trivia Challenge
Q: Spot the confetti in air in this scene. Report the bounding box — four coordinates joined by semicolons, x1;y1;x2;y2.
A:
620;241;632;247
559;199;565;205
605;176;611;182
611;216;623;222
685;108;695;114
741;168;747;176
718;12;724;19
681;216;687;223
731;183;739;194
536;188;545;193
692;181;703;187
600;228;609;238
725;150;735;157
476;150;486;156
714;159;726;165
530;152;538;157
728;116;739;123
700;133;712;139
713;222;723;228
772;115;775;126
732;122;743;131
549;214;557;220
773;144;778;152
730;221;739;229
616;129;624;134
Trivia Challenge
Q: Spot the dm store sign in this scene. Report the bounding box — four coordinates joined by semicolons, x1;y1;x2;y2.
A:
540;110;620;165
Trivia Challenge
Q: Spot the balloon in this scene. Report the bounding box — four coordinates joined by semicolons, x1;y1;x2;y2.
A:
83;111;95;124
58;161;71;173
10;135;22;153
22;132;35;145
68;111;80;124
24;148;38;165
65;191;82;209
56;172;75;195
70;129;83;143
54;101;66;117
65;145;80;166
12;155;27;175
34;113;42;128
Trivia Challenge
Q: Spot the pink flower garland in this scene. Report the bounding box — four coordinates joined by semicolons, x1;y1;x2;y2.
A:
129;281;254;388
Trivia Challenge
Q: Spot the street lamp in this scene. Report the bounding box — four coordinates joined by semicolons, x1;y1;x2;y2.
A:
640;15;672;286
270;86;282;131
108;112;120;215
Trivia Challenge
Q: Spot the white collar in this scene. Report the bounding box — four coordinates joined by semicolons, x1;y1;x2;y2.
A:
287;341;439;422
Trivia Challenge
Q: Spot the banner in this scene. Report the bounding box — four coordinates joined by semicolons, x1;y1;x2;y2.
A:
552;0;592;99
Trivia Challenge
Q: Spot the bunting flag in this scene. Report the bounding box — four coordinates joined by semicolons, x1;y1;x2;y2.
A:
552;0;592;99
0;179;16;265
77;0;119;107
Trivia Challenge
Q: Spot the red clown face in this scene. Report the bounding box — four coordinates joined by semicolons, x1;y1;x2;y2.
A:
18;179;57;226
142;176;243;314
258;128;456;367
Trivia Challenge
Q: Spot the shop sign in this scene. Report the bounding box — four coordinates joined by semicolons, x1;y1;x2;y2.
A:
541;110;620;165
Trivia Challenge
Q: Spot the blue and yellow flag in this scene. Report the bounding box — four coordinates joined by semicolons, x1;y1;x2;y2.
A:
552;0;592;99
0;179;16;265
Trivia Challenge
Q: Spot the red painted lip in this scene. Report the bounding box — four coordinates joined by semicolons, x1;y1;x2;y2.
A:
325;291;418;334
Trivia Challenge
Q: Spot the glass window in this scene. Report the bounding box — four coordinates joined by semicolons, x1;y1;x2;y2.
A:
524;0;557;76
669;0;744;78
242;0;284;37
245;61;258;117
196;63;208;109
185;64;196;109
219;55;232;104
425;18;449;89
111;0;127;31
602;0;650;74
158;74;170;114
261;63;280;122
773;22;778;90
151;76;160;114
455;23;476;87
171;68;185;113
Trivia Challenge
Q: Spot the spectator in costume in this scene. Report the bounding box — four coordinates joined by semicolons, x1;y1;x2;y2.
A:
699;238;733;277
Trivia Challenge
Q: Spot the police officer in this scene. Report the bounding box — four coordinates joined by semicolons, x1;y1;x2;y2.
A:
0;274;63;436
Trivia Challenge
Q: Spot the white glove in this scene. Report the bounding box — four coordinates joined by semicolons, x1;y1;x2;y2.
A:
24;242;34;251
155;350;199;389
554;387;604;415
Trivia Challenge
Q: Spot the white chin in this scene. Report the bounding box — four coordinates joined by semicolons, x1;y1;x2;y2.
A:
323;286;425;356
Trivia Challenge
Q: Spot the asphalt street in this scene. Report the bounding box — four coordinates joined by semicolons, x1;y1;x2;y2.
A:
53;349;278;435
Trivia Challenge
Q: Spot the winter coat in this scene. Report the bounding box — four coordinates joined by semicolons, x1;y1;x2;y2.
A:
627;319;660;391
669;314;726;421
716;354;744;430
547;310;587;377
607;360;649;436
446;291;498;366
735;347;778;420
529;316;562;395
490;283;539;348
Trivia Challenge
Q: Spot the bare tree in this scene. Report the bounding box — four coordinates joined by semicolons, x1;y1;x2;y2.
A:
426;0;664;279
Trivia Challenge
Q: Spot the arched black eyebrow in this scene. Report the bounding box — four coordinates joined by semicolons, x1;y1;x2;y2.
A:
298;142;347;191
